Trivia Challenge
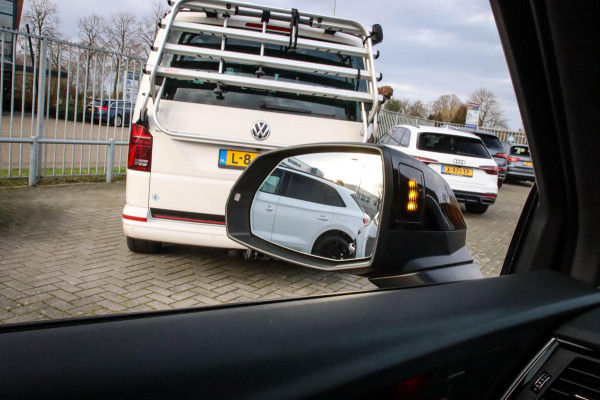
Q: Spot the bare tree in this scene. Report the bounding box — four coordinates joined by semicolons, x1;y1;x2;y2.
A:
430;94;463;122
22;0;60;37
104;12;142;96
468;88;508;128
139;0;170;57
78;15;105;48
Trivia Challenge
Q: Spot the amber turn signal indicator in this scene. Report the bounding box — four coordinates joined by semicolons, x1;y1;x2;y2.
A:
407;178;419;211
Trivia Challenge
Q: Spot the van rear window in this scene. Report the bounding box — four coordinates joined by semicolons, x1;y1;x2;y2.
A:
417;133;490;159
159;32;366;122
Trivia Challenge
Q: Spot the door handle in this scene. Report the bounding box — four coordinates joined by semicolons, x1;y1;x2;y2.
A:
265;206;274;211
317;215;328;221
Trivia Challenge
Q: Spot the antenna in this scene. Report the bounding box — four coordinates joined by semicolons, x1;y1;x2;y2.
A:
333;0;336;16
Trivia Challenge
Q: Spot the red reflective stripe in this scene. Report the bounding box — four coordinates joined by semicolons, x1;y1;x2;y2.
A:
153;214;226;225
123;214;147;222
482;194;497;198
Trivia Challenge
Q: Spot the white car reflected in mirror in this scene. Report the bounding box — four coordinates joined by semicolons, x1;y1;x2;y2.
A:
250;152;383;261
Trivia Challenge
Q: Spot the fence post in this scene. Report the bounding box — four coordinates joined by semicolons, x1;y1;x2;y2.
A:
106;139;115;183
29;137;38;186
35;37;47;180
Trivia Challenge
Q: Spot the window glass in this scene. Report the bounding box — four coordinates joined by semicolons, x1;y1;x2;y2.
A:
259;168;284;194
285;172;346;207
510;146;530;156
391;128;406;146
479;135;502;149
400;129;411;147
160;32;365;122
418;133;490;158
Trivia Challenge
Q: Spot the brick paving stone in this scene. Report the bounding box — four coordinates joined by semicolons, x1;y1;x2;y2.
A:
0;180;531;324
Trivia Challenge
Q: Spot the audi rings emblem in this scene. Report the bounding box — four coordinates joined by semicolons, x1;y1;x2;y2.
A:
251;121;271;141
453;159;466;165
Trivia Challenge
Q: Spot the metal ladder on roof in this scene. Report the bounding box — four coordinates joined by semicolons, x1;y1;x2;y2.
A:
139;0;383;144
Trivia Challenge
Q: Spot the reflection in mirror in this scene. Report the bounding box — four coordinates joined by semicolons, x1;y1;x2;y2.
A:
250;152;383;261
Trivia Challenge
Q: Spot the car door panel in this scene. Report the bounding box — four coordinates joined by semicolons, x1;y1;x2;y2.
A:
1;271;599;400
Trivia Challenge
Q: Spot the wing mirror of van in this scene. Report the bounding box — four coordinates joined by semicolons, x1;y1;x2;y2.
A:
226;144;482;288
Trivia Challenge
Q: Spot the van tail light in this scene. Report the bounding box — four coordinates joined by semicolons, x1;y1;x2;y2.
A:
101;106;108;111
363;216;370;225
507;156;521;162
495;152;507;159
479;165;498;175
128;124;153;172
415;156;438;165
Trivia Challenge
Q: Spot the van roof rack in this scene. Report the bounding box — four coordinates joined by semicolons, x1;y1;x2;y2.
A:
139;0;382;143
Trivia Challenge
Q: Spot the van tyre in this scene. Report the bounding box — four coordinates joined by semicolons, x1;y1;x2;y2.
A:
465;203;489;214
126;236;161;253
115;114;123;127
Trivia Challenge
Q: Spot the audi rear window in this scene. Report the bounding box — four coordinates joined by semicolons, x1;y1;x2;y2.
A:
418;133;490;159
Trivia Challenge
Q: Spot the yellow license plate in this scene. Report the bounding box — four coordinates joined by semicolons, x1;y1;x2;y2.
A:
523;161;533;167
218;149;259;169
442;165;473;177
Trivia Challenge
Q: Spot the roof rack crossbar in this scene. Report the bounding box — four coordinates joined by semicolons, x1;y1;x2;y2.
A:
155;65;375;103
162;20;369;57
160;43;374;80
168;0;368;37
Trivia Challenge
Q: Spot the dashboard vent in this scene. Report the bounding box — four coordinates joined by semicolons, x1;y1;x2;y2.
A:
542;358;600;400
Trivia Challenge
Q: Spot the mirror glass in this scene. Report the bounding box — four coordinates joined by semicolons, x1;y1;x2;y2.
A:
250;152;383;260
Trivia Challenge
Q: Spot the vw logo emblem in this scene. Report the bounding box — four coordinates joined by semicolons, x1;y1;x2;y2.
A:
453;159;465;165
251;121;271;141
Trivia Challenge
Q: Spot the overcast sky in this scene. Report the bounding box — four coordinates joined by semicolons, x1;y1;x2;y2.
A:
55;0;523;130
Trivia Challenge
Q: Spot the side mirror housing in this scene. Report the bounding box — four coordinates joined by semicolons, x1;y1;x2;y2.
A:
226;143;482;288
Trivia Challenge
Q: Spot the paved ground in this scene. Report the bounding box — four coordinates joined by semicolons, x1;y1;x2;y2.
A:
0;180;532;324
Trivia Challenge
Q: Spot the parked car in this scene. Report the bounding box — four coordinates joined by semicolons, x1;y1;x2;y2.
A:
379;124;498;214
251;166;370;260
502;143;535;182
451;127;508;188
85;100;133;127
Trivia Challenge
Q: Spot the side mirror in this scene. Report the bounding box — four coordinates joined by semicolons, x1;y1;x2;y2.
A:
226;144;482;288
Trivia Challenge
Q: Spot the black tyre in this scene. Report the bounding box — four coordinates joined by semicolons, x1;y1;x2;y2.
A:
126;236;161;254
465;203;489;214
497;179;503;189
115;114;123;127
311;234;354;260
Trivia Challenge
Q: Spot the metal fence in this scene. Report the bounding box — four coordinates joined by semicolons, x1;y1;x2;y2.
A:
378;109;529;145
0;28;146;185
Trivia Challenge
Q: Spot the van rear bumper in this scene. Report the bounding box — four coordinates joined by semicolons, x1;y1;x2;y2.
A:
122;205;244;249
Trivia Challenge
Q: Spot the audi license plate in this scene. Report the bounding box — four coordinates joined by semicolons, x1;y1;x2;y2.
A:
218;149;259;169
523;161;533;167
442;165;473;177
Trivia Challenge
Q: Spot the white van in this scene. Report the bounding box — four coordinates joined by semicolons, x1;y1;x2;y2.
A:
123;0;383;253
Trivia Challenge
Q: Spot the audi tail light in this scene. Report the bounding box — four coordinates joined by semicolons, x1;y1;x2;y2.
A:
507;156;521;162
479;165;498;175
128;124;153;172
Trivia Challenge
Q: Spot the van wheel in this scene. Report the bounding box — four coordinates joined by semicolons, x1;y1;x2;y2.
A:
126;236;161;253
465;203;489;214
115;114;123;127
311;233;354;260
